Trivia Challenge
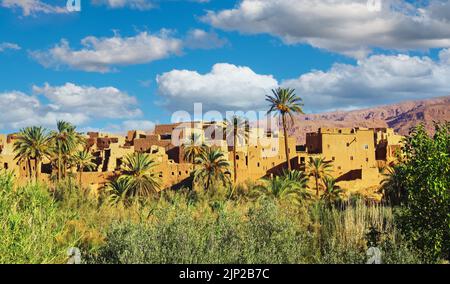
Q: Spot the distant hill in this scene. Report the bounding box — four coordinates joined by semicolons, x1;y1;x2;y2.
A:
289;96;450;144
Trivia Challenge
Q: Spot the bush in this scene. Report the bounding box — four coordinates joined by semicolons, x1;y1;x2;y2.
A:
396;123;450;262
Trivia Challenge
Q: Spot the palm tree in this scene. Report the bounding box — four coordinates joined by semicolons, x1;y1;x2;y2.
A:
379;166;407;205
49;121;84;181
193;148;231;192
73;150;96;190
307;157;333;196
251;170;309;204
106;177;133;205
321;176;344;205
183;133;207;170
13;126;51;182
266;88;304;171
225;116;250;184
120;152;161;197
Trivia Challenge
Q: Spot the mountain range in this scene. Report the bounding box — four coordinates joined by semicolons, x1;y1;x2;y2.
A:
289;96;450;143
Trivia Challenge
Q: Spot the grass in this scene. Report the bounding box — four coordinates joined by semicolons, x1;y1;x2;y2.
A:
0;170;423;264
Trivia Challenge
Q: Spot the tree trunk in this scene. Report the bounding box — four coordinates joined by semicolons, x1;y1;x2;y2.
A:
28;158;33;182
58;149;62;182
315;174;319;196
79;168;83;190
282;115;291;171
35;159;40;183
233;124;238;184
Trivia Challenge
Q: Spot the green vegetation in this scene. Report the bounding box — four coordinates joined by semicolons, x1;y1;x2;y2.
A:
0;106;448;264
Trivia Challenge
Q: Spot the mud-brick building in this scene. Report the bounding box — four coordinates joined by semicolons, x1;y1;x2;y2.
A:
302;128;380;183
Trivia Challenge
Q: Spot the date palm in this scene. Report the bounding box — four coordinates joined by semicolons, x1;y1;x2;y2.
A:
225;116;250;184
13;126;51;182
106;177;133;205
183;133;206;170
321;176;344;205
193;148;231;192
50;121;84;181
266;88;304;170
251;170;309;204
120;152;161;197
73;150;96;190
308;157;333;197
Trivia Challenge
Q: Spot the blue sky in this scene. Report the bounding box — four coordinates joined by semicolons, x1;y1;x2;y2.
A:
1;0;450;133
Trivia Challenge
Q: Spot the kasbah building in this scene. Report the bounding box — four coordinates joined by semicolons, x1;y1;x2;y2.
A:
0;121;403;198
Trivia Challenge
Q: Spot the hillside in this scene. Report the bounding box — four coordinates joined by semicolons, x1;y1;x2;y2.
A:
290;96;450;143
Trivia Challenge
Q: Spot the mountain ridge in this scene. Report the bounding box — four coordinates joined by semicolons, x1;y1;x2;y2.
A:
290;96;450;143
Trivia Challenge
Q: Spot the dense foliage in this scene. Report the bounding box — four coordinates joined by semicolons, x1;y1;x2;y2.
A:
392;123;450;261
0;170;423;264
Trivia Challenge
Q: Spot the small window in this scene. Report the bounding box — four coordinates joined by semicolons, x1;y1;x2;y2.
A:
366;158;369;162
257;162;260;167
337;166;342;170
350;156;354;161
364;144;369;150
332;157;335;161
172;172;175;176
179;171;182;176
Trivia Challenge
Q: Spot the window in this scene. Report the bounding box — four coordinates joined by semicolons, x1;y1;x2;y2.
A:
332;157;335;161
236;155;240;160
172;172;175;176
346;143;350;147
350;156;354;161
257;162;260;167
366;158;369;162
364;144;369;150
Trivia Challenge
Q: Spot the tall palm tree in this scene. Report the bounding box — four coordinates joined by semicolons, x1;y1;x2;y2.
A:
251;170;309;204
225;116;250;184
13;126;51;182
307;157;333;196
266;88;304;170
73;150;96;190
120;152;161;197
183;133;207;170
321;176;344;205
193;148;231;192
49;121;84;181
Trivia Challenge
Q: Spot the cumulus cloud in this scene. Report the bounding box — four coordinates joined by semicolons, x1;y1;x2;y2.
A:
282;50;450;112
203;0;450;58
185;29;228;49
1;0;67;16
156;51;450;113
0;42;21;52
0;83;143;130
30;31;183;72
156;63;279;111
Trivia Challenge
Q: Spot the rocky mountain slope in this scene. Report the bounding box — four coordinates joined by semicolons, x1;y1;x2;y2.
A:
289;96;450;143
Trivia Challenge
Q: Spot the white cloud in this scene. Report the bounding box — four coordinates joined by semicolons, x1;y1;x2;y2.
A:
156;50;450;113
281;50;450;112
0;83;143;130
91;0;154;10
203;0;450;58
1;0;67;16
30;31;183;72
185;29;228;49
156;63;279;111
104;120;155;133
0;42;20;52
